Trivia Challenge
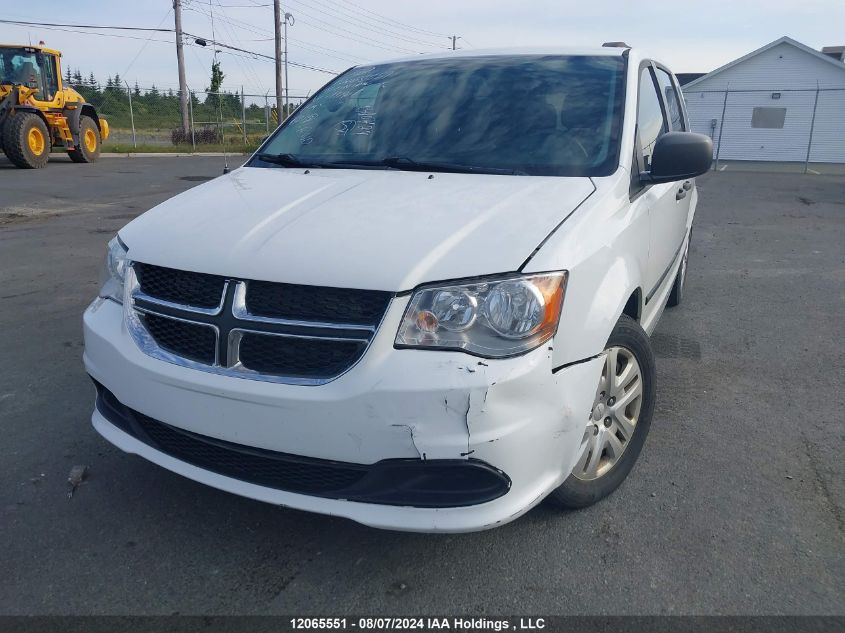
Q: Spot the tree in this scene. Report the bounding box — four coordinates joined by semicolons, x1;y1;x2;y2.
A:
133;81;141;98
64;66;72;85
205;60;225;111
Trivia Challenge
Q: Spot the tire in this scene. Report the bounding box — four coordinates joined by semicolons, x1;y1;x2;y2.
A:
2;112;50;169
548;314;656;509
68;115;100;163
666;233;690;308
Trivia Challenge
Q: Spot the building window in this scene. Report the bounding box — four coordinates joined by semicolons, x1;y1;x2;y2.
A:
751;107;786;129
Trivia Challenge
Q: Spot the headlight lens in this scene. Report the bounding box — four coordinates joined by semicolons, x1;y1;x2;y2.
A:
98;236;128;303
395;272;567;357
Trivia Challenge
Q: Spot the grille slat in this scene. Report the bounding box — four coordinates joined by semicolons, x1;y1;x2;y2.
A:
135;262;226;309
246;281;391;326
238;333;366;378
142;313;217;365
129;263;389;382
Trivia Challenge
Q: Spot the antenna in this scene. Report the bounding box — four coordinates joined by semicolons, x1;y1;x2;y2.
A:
220;92;230;175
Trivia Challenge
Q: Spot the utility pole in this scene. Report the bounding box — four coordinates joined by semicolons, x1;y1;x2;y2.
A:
450;35;461;50
274;0;284;122
283;12;294;121
173;0;190;135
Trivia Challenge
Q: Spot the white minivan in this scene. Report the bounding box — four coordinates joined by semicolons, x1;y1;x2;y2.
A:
84;46;712;532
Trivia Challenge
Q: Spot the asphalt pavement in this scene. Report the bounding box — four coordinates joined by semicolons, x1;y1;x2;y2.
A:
0;155;843;615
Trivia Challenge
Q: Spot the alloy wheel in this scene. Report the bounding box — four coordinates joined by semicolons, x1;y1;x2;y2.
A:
572;346;643;481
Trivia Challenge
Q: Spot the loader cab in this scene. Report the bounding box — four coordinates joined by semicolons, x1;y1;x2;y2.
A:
0;46;62;105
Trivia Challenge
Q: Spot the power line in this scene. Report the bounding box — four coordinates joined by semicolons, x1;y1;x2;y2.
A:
0;17;337;74
211;0;267;93
0;18;174;32
190;0;426;55
0;22;175;44
122;8;174;78
186;33;339;73
331;0;450;38
285;0;445;48
290;11;421;54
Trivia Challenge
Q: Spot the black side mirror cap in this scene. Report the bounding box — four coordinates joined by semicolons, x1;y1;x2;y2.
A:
641;131;713;184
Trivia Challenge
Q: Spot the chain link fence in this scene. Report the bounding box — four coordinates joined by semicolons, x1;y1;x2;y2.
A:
683;87;845;172
70;83;307;152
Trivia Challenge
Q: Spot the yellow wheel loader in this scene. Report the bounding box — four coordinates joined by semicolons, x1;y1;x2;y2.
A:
0;44;109;169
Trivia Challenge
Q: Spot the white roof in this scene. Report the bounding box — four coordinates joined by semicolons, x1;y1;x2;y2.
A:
683;36;845;90
366;46;629;67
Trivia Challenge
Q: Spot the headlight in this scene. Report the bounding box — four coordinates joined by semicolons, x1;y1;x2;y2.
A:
98;236;129;304
395;272;567;358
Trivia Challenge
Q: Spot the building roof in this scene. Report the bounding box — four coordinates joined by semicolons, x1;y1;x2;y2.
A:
822;45;845;61
675;73;706;86
683;36;845;90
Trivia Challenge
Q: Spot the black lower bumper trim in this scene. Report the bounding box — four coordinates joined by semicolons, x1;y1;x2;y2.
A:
92;379;511;508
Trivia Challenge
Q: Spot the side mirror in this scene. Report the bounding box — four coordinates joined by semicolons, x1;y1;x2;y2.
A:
642;131;713;184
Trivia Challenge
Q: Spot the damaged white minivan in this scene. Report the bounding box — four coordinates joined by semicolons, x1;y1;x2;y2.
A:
84;46;712;532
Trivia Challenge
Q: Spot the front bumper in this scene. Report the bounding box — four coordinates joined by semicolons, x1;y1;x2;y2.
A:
83;297;602;532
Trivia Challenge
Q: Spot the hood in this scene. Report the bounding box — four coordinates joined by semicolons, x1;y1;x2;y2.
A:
120;166;595;291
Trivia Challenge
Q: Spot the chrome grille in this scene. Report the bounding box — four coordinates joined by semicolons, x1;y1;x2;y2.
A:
125;263;392;385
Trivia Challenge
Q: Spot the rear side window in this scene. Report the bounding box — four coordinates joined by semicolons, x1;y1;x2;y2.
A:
655;68;685;131
637;68;667;170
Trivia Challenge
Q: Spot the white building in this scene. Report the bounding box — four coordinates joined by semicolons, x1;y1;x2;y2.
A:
682;36;845;163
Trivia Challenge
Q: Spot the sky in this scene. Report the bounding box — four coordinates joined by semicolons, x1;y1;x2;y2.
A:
2;0;844;99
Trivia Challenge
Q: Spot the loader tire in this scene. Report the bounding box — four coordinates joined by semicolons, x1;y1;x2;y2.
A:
68;115;100;163
2;112;50;169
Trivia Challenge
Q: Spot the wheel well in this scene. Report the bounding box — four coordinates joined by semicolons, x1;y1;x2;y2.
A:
80;104;99;126
622;288;642;322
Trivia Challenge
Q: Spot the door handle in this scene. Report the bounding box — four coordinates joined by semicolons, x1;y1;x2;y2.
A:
675;188;687;201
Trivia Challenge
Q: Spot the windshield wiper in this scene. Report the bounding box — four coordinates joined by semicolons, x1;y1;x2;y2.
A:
379;156;519;175
255;153;311;167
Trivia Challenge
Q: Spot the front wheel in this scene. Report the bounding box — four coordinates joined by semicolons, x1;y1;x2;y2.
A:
548;315;656;508
68;115;101;163
2;112;51;169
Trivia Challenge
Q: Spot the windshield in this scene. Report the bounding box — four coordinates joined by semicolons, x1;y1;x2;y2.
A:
253;55;626;177
0;47;57;100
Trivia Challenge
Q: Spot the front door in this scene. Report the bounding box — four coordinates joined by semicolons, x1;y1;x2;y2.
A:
636;64;690;299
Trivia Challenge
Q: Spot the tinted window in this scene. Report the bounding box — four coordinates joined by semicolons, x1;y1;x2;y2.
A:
637;68;667;170
257;55;627;177
655;68;684;131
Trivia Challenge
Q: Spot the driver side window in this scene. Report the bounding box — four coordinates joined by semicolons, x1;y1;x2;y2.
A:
637;67;668;172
